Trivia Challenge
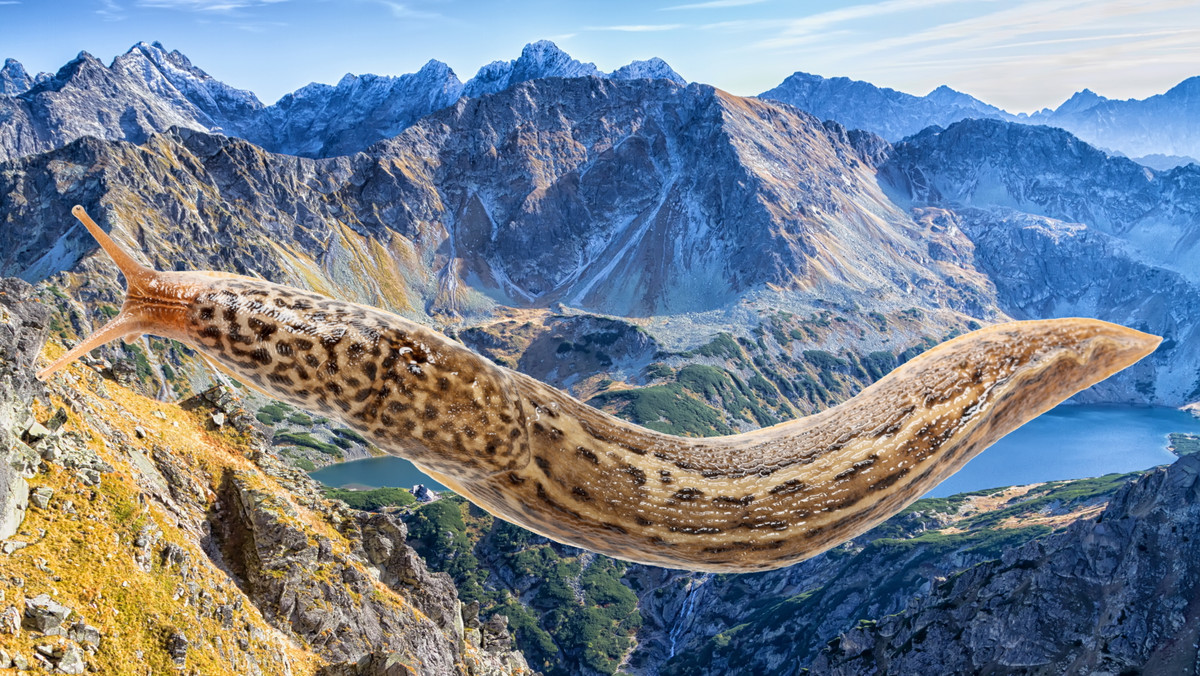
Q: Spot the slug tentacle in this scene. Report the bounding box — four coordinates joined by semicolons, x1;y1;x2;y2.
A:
37;205;1161;572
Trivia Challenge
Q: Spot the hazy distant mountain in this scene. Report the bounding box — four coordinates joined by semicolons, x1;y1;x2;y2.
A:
1028;77;1200;165
760;71;1014;141
760;70;1200;169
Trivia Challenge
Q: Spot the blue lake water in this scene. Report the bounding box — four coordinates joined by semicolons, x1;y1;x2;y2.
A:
310;405;1200;498
310;455;447;491
926;405;1199;497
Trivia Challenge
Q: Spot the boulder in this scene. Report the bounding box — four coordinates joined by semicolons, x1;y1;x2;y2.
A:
22;594;72;634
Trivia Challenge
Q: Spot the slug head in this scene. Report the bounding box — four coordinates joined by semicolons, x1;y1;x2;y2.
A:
36;206;204;381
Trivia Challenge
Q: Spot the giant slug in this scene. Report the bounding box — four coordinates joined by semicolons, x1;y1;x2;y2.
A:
37;206;1160;572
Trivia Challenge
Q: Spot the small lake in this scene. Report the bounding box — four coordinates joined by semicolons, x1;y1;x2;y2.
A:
310;405;1200;498
926;405;1199;497
310;455;447;491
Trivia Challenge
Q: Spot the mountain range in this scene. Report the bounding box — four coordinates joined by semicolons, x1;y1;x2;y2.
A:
5;40;1199;168
762;70;1200;168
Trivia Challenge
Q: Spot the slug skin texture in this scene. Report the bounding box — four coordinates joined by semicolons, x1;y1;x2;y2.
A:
37;206;1160;572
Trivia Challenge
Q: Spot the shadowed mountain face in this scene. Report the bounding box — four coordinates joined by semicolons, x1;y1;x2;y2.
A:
811;455;1200;675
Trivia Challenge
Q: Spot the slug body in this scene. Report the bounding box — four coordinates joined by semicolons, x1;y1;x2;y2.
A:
39;206;1161;572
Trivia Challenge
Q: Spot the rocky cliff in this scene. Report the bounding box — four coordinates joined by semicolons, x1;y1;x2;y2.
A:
812;455;1200;675
0;280;529;675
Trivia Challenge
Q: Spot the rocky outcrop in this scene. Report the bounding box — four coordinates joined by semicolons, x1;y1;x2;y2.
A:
811;455;1200;675
0;58;35;96
215;471;460;670
0;278;49;540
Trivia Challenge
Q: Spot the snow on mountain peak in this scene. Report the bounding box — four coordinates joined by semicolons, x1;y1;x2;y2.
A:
1;58;33;96
610;57;686;86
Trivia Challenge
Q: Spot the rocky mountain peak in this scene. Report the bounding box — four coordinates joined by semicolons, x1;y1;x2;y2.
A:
610;56;687;86
1165;74;1200;100
1052;87;1108;115
0;58;32;96
463;40;601;98
759;70;1015;141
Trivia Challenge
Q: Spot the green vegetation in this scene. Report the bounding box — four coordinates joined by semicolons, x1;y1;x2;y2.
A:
286;412;313;427
322;486;415;511
403;498;641;675
333;428;368;445
255;402;291;425
120;342;155;382
1169;433;1200;457
272;431;343;458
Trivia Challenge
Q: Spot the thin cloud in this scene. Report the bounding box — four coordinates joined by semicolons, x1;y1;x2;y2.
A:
588;24;685;32
756;0;1002;50
96;0;124;20
374;0;441;19
664;0;766;10
0;1;22;5
135;0;285;10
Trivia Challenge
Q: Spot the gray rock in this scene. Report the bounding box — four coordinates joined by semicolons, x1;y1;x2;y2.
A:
165;630;188;666
351;511;460;638
316;652;417;676
22;422;49;442
0;465;28;540
0;279;49;541
0;605;19;634
213;472;459;671
22;594;72;634
812;455;1200;674
10;652;27;670
28;486;52;510
0;647;9;668
67;621;100;649
54;643;86;674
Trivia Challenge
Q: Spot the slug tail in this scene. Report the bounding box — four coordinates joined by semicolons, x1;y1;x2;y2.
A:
37;205;191;382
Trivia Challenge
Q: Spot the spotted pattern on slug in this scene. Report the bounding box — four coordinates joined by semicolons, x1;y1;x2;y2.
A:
39;207;1159;573
185;280;531;482
175;280;1156;571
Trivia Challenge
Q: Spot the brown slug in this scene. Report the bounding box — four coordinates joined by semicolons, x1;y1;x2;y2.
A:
37;205;1160;572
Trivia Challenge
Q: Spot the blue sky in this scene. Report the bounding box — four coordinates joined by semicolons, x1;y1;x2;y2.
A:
1;0;1198;112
